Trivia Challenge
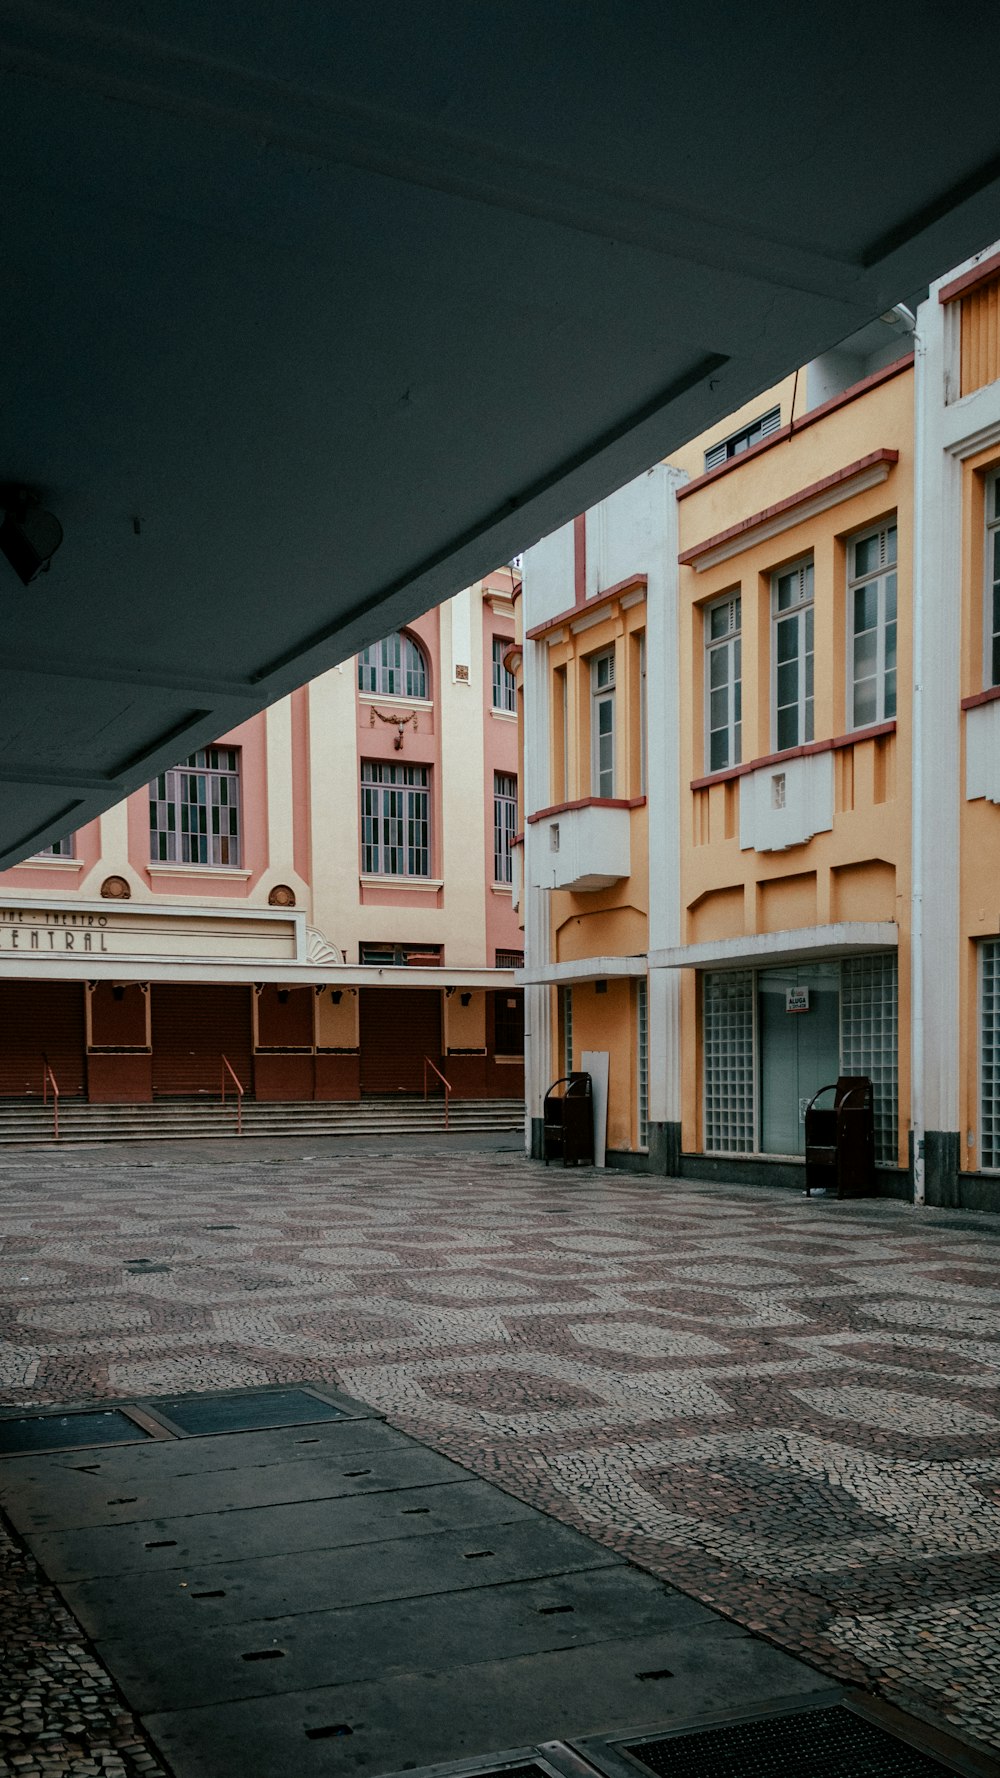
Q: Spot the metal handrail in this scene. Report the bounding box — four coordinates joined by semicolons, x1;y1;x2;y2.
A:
423;1055;453;1131
221;1054;245;1136
41;1056;60;1141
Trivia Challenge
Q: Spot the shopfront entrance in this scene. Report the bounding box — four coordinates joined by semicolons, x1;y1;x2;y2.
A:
758;962;840;1156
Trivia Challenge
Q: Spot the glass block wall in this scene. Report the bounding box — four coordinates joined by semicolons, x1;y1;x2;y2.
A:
980;939;1000;1169
704;969;755;1152
637;978;649;1149
841;952;898;1165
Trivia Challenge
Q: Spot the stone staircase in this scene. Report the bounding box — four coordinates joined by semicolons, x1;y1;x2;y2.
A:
0;1096;525;1147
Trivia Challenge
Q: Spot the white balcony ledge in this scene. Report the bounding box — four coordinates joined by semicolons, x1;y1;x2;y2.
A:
528;799;632;891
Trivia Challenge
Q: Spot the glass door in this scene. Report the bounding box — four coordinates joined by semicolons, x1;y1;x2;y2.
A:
758;963;840;1155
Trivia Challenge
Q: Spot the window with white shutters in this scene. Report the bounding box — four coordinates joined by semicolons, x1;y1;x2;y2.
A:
149;748;241;867
705;593;742;771
848;523;897;728
358;632;428;699
360;762;430;877
986;474;1000;689
493;772;517;884
704;406;781;471
492;637;516;712
772;560;814;751
590;650;616;796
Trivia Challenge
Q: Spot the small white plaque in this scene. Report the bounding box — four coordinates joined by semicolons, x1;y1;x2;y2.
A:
786;986;810;1013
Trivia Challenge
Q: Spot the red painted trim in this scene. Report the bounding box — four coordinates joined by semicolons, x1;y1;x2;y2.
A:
939;251;1000;305
525;575;648;641
689;721;897;791
961;685;1000;711
513;832;524;847
678;451;899;566
677;356;913;501
526;795;646;826
573;514;587;606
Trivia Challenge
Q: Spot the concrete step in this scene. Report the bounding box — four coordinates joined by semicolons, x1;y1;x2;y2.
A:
0;1097;524;1146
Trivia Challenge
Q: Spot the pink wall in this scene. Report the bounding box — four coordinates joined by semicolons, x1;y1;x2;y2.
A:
0;817;102;891
127;712;269;896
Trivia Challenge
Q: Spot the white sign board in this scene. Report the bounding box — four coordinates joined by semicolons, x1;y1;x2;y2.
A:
785;986;810;1013
580;1049;609;1167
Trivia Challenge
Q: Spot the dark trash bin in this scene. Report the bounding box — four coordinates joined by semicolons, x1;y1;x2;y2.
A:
804;1075;876;1198
543;1072;594;1166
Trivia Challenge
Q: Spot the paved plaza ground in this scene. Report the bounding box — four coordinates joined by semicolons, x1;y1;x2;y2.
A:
2;1142;1000;1771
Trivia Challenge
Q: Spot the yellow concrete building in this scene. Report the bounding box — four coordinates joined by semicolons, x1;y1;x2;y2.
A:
517;243;1000;1209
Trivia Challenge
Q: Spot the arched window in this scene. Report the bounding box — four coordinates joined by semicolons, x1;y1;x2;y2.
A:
357;631;428;699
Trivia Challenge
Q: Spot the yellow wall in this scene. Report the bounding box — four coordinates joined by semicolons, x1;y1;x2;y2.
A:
541;591;650;1147
676;368;914;1163
958;440;1000;1171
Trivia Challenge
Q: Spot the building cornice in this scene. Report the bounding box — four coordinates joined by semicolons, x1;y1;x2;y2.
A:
678;355;913;501
690;720;897;791
679;451;899;572
524;575;647;642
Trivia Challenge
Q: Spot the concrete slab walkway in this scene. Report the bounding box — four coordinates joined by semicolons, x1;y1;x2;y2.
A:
1;1394;827;1778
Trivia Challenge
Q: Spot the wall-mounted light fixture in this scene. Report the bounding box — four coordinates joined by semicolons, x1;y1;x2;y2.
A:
460;992;472;1006
331;990;343;1005
277;989;290;1005
0;489;63;585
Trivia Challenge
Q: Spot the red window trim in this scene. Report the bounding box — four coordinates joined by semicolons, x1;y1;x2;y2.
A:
961;685;1000;712
526;795;646;825
939;252;1000;306
690;721;897;791
524;575;648;642
677;357;913;502
678;451;899;567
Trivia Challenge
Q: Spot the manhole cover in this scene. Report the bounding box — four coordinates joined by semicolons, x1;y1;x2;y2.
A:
150;1389;346;1436
0;1409;152;1456
621;1706;956;1777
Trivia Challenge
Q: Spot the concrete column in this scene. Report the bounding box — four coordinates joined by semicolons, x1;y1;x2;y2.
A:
646;465;687;1175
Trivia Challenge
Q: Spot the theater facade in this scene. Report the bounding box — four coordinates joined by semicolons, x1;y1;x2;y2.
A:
0;576;524;1105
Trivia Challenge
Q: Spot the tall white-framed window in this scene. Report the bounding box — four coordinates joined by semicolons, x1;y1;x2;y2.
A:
493;771;517;885
986;472;1000;689
636;977;649;1149
705;593;742;772
590;650;616;796
360;762;430;877
358;631;428;700
492;637;516;712
848;522;897;728
980;938;1000;1169
638;631;648;794
772;560;814;752
150;748;241;867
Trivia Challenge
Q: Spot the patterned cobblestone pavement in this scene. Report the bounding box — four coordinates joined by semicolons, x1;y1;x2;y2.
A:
2;1146;1000;1767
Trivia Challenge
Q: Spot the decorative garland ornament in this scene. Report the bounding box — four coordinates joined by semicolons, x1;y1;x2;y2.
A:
369;706;418;749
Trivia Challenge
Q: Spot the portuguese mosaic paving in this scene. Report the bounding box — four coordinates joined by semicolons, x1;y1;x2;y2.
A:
2;1147;1000;1765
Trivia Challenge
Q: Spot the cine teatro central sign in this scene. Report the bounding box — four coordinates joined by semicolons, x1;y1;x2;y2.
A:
0;906;297;962
0;908;111;952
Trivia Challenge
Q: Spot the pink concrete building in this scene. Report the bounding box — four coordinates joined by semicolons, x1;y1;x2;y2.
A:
0;578;523;1107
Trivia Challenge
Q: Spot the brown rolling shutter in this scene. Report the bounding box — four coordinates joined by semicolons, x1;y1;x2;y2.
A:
359;988;442;1094
151;985;253;1096
0;982;86;1097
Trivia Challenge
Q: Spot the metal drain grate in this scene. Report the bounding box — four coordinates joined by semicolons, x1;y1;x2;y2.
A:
149;1388;346;1436
621;1706;955;1777
0;1410;151;1455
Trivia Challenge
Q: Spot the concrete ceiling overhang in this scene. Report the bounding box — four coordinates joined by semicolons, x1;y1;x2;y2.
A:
1;1;999;866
